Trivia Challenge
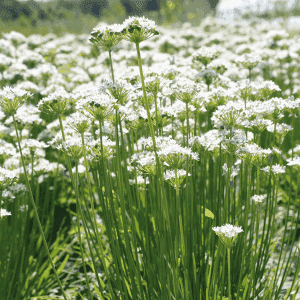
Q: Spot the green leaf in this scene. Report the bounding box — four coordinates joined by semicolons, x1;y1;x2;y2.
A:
205;208;214;219
56;253;70;274
198;205;214;219
92;282;106;300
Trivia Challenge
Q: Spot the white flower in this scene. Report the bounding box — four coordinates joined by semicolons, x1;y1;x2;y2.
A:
122;16;159;44
4;104;43;125
65;111;91;134
236;143;272;165
157;142;199;169
129;175;149;185
212;224;243;249
78;91;117;121
33;159;66;174
0;140;17;156
192;46;220;66
164;169;190;181
212;224;243;238
189;130;222;153
123;16;157;32
266;123;293;134
162;100;196;118
37;90;73;115
0;86;32;115
132;151;156;167
9;183;27;193
0;208;12;218
18;205;28;212
0;167;18;188
211;100;246;129
164;169;191;189
286;156;300;167
131;150;157;175
0;86;31;99
288;144;300;155
261;164;286;174
222;163;228;176
258;80;281;95
251;194;267;204
222;162;240;180
236;53;261;70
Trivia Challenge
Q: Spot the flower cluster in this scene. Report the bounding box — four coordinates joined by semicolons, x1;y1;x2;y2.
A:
0;86;32;115
192;46;220;67
89;23;125;51
122;16;159;44
37;90;74;115
212;224;243;249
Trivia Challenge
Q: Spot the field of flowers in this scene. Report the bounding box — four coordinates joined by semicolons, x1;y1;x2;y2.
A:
1;15;300;300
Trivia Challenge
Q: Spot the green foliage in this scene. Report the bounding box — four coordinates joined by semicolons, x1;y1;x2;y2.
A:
0;0;212;37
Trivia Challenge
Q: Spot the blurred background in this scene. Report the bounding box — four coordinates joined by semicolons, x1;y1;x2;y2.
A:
0;0;219;36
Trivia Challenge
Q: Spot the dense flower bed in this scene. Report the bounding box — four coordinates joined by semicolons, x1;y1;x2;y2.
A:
1;16;300;300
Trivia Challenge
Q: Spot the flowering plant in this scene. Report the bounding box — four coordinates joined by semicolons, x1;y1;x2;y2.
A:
1;15;300;300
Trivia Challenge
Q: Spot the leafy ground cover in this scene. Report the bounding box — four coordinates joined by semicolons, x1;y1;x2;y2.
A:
1;15;300;300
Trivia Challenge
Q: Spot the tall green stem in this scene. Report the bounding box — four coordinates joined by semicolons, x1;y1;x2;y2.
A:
108;50;115;84
136;41;174;297
227;248;232;300
12;115;69;300
58;115;75;189
74;162;93;299
136;43;156;150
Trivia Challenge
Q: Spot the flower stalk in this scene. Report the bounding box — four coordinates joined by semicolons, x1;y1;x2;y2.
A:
12;114;69;300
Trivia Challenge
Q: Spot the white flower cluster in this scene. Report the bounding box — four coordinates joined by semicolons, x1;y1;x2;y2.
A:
0;86;32;114
251;194;267;204
221;162;240;180
123;16;157;32
286;156;300;167
189;130;222;153
132;151;156;167
212;223;243;238
192;46;220;66
0;208;11;218
129;175;149;185
164;169;190;181
261;164;286;174
157;142;199;161
0;167;17;181
91;23;124;36
0;86;30;100
236;53;261;69
162;100;196;118
211;223;241;256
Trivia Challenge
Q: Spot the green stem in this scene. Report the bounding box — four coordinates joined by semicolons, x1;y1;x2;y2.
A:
80;132;99;237
227;248;232;300
75;161;93;300
12;114;69;300
136;42;156;149
136;41;175;298
154;93;159;136
186;102;189;147
58;115;75;189
108;50;115;84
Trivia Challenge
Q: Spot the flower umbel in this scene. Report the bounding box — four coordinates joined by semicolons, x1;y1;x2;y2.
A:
212;224;243;249
89;23;124;51
0;86;32;115
37;90;74;115
122;16;159;44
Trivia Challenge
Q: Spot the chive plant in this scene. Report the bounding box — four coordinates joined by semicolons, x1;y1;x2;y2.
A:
1;16;300;300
